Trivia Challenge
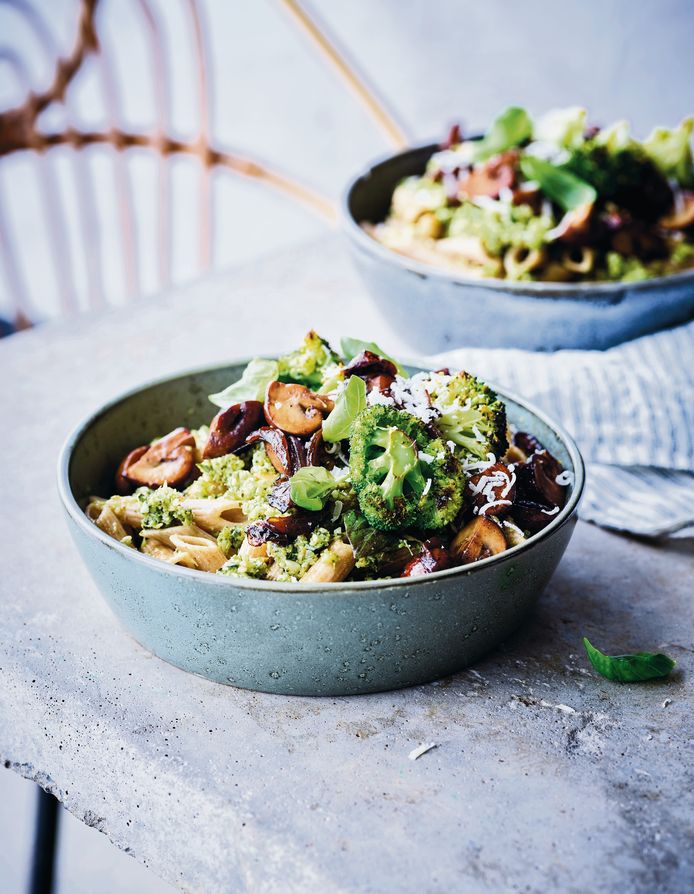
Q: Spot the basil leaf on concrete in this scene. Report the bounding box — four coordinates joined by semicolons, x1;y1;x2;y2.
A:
583;638;676;682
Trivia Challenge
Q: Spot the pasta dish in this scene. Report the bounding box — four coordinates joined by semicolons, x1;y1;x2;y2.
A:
87;332;572;583
363;107;694;283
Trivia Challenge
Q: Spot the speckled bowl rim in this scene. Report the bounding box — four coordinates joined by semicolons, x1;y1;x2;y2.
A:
342;141;694;297
57;358;585;593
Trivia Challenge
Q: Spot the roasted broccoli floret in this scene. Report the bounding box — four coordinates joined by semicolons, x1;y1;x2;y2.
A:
560;141;672;220
426;371;507;461
277;330;342;390
349;406;465;531
136;485;193;529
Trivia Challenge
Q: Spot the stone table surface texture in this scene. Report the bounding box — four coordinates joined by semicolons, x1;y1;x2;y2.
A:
1;236;693;894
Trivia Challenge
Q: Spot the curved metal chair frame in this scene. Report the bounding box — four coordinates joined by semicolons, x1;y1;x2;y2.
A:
0;0;407;328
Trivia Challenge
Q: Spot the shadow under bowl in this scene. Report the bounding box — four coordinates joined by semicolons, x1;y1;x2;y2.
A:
58;361;584;696
343;143;694;352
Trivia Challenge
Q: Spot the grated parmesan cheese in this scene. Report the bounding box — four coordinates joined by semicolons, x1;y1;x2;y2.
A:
408;742;438;761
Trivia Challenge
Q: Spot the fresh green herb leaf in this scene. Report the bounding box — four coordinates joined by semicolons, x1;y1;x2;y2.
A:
583;638;676;683
208;358;279;408
471;106;533;162
340;337;406;376
322;376;367;442
520;155;597;211
289;467;336;512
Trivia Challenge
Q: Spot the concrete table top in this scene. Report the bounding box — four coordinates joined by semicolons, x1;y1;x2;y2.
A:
2;236;693;893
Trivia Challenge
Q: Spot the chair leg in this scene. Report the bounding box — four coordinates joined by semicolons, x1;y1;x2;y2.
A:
29;786;60;894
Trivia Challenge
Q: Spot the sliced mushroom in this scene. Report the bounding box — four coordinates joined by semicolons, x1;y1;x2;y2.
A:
264;381;333;436
122;427;195;489
516;450;566;508
401;539;451;577
300;541;355;583
202;400;264;459
466;463;516;517
344;350;397;394
246;427;294;476
115;445;149;495
459;150;518;200
450;517;507;565
546;202;593;244
267;477;294;513
659;191;694;230
512;500;560;534
513;431;545;457
246;513;319;546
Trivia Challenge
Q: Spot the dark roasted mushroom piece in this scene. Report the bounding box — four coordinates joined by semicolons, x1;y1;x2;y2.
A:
246;514;319;546
459;150;519;200
512;500;559;534
401;538;451;577
450;517;507;564
202;400;264;459
466;462;516;517
513;431;545;458
264;381;333;436
267;477;294;513
121;427;196;490
516;450;566;509
245;427;294;476
659;192;694;231
115;445;149;495
344;350;398;394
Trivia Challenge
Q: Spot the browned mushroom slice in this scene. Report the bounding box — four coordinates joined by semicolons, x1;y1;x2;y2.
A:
401;538;452;577
267;477;294;513
547;202;593;244
516;450;566;508
246;514;319;546
513;431;545;457
659;192;694;230
450;517;507;565
202;400;264;459
246;427;294;476
124;427;196;489
466;463;516;517
459;150;518;200
512;500;560;534
264;381;334;436
344;351;398;394
115;445;149;495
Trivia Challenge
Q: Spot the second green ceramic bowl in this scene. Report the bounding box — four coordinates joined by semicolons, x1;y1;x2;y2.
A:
58;361;584;696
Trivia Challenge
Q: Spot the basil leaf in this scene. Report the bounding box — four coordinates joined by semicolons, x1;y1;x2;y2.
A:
583;638;676;683
471;106;533;162
322;376;367;442
520;155;597;211
340;337;406;376
208;358;279;408
289;467;336;512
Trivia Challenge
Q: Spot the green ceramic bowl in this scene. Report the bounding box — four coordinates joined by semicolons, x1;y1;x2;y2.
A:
58;361;584;696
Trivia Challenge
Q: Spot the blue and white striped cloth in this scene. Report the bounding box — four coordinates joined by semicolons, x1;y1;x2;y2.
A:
431;320;694;538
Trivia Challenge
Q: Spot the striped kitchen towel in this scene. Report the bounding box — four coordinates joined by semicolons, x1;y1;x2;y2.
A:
430;319;694;538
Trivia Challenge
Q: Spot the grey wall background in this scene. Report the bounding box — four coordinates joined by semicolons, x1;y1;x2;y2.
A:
0;0;693;320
